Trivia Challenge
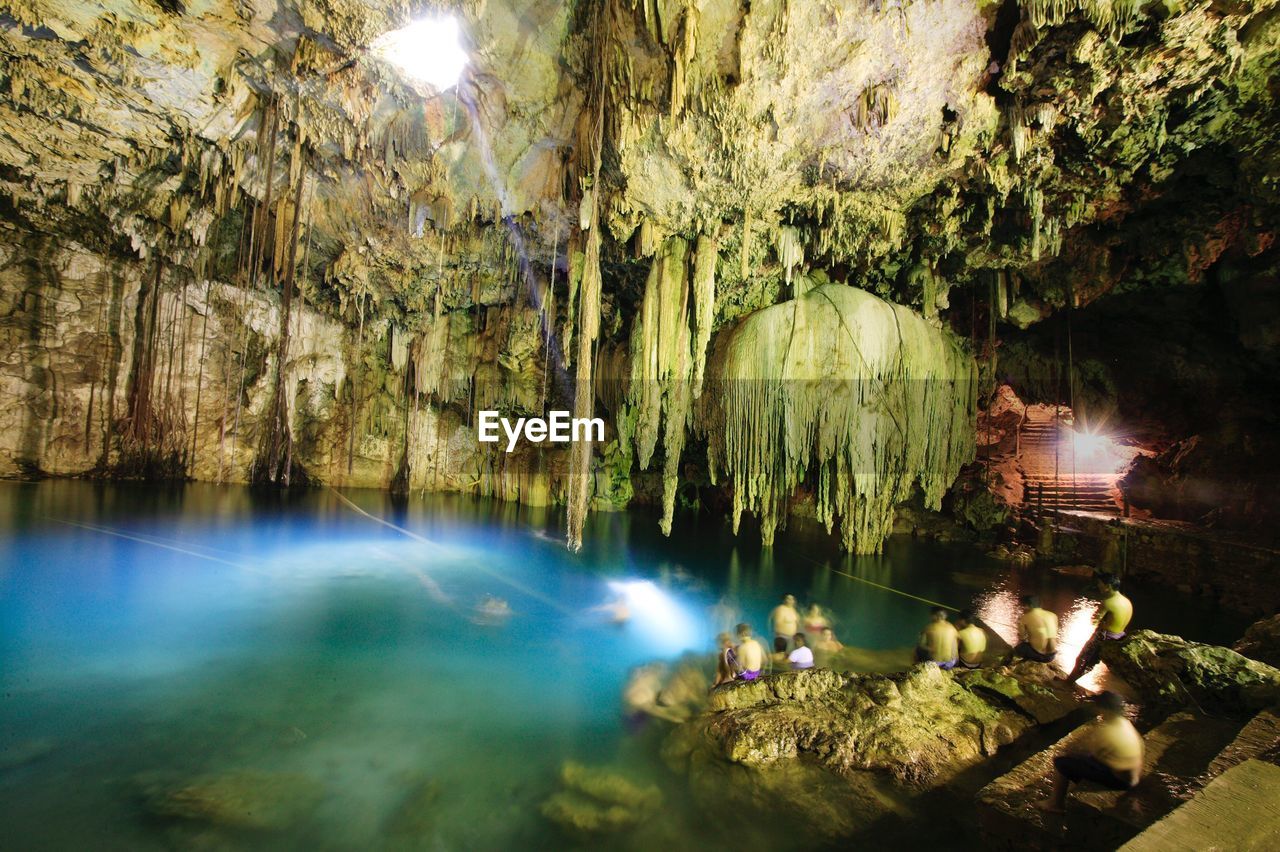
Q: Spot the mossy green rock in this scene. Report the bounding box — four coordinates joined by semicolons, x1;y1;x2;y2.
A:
1102;630;1280;714
665;665;1078;838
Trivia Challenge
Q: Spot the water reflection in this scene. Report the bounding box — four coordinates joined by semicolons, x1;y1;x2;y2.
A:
0;481;1249;849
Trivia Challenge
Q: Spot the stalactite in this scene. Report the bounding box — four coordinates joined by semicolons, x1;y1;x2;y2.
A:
690;233;717;398
625;236;697;535
566;0;615;552
701;284;976;553
776;226;804;288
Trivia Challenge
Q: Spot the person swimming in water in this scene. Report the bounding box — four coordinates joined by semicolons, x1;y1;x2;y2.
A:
1064;572;1133;683
955;609;988;669
803;603;830;634
817;626;843;652
474;595;513;625
1004;595;1058;664
916;607;959;670
734;623;764;681
588;596;631;625
622;663;687;726
770;595;800;653
1038;690;1144;813
713;632;737;688
788;633;815;671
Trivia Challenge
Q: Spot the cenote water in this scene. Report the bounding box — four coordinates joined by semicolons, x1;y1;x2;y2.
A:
0;481;1249;850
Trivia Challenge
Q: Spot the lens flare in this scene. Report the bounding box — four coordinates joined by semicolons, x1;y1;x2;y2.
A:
1071;429;1110;458
374;17;468;90
607;579;701;653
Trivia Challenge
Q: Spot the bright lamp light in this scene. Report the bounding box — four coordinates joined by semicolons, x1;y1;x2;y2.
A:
374;16;468;90
1070;429;1110;458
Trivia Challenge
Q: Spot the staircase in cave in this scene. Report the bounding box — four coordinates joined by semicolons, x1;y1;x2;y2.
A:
1018;408;1122;515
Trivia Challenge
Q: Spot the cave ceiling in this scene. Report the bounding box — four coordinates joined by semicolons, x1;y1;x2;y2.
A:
0;0;1277;332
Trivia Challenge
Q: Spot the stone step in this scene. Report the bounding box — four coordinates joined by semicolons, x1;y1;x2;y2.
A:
1121;706;1280;844
1023;491;1117;500
1117;759;1280;851
1022;485;1117;491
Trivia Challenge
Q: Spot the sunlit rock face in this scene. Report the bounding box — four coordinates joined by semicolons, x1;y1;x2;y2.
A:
1;1;1278;548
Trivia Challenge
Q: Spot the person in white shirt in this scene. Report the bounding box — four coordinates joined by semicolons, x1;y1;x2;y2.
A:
788;633;814;670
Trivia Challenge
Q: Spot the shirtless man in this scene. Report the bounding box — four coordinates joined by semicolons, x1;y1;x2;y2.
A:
1039;691;1144;813
916;607;959;670
770;595;800;654
735;622;765;681
955;609;988;669
1066;573;1133;683
1004;595;1058;664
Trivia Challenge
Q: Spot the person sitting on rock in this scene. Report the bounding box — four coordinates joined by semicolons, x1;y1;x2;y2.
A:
1003;595;1058;664
1065;572;1133;683
770;594;800;653
734;623;764;681
955;609;988;669
788;633;814;671
713;632;737;688
1038;691;1143;813
915;607;959;670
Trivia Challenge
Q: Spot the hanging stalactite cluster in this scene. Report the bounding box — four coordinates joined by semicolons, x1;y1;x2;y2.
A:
701;284;977;553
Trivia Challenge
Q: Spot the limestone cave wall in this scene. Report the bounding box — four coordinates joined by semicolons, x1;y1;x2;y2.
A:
1;0;1278;549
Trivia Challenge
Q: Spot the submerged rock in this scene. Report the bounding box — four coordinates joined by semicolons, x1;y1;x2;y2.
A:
141;769;325;831
539;762;662;836
0;737;57;772
1101;630;1280;714
382;777;440;843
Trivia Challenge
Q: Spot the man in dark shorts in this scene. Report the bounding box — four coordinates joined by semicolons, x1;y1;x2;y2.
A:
1039;691;1144;813
1003;595;1058;664
1065;572;1134;683
770;594;799;653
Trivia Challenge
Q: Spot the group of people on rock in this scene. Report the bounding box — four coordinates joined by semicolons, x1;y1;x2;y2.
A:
702;572;1144;815
710;571;1135;689
913;572;1134;684
713;594;845;686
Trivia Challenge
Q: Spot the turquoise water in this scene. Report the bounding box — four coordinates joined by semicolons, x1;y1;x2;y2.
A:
0;481;1248;849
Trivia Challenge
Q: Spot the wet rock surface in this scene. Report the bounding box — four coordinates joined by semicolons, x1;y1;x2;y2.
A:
1101;630;1280;715
1235;615;1280;669
663;664;1079;838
